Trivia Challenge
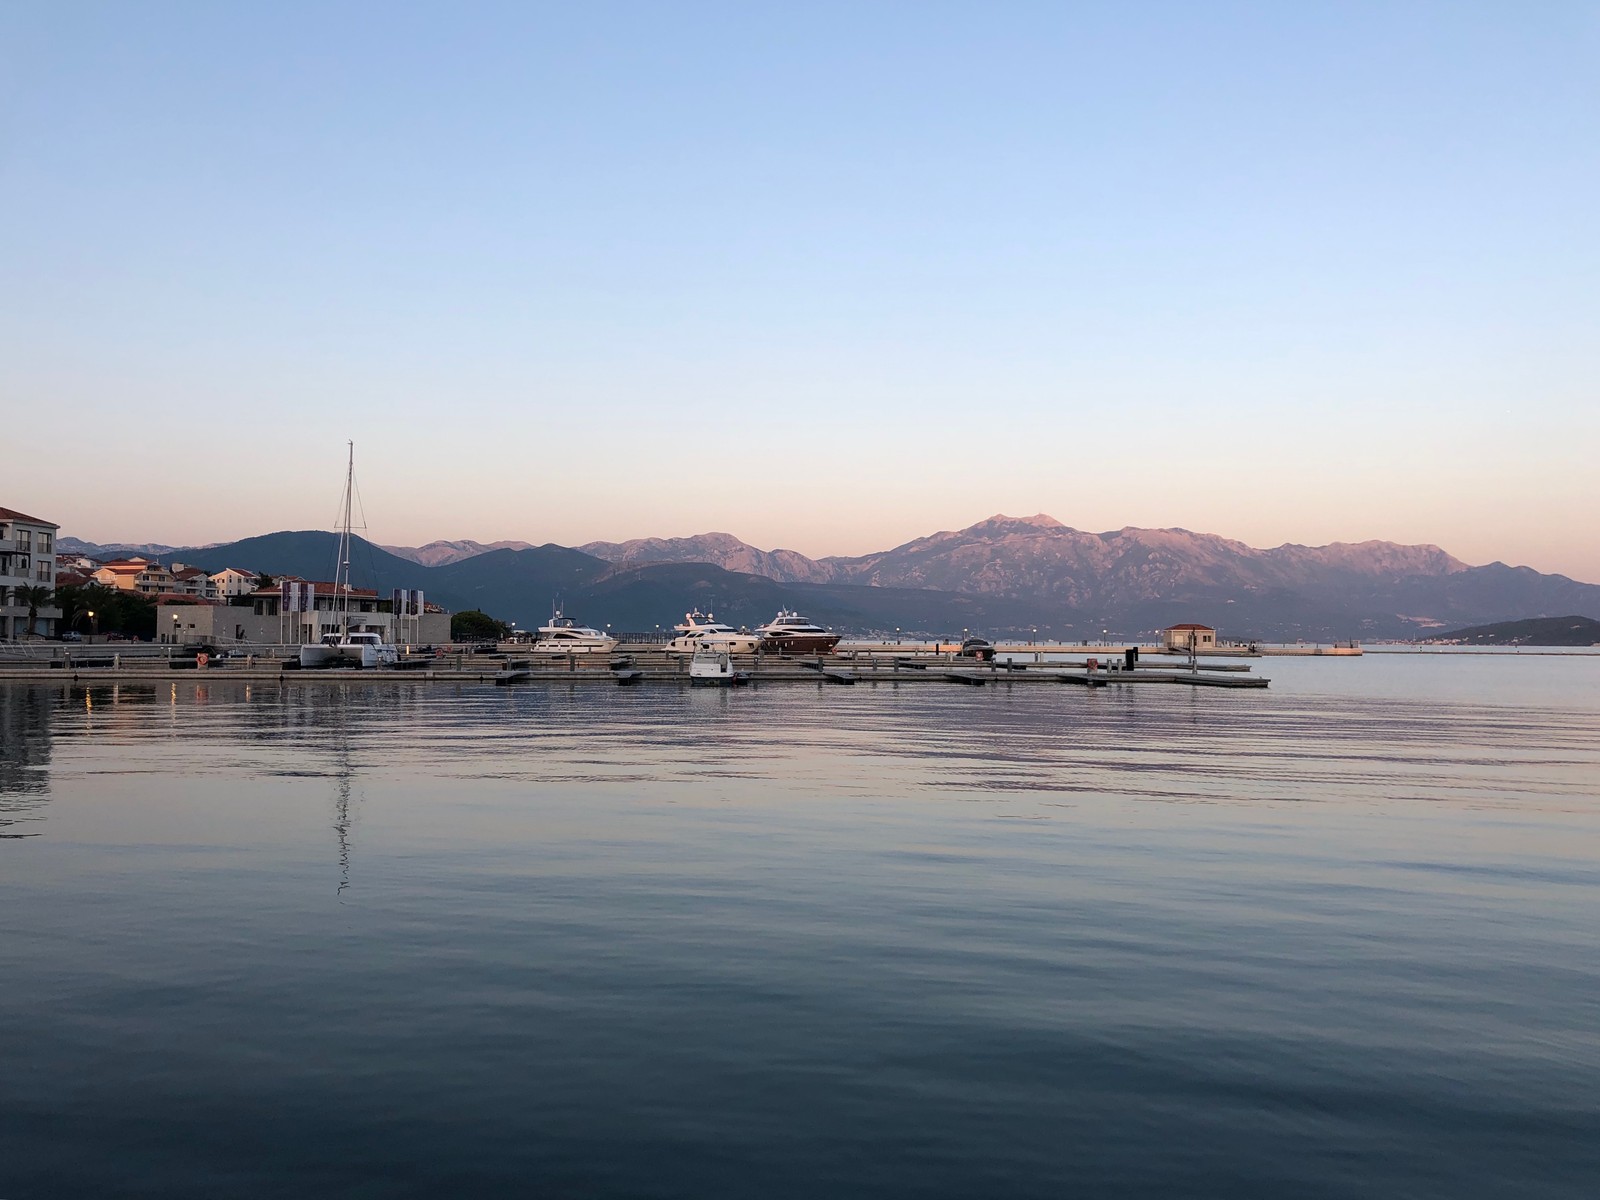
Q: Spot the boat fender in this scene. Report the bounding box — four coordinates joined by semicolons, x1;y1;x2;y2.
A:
195;652;209;668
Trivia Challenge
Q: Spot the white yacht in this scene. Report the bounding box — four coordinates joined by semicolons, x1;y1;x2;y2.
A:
302;629;399;669
753;609;841;655
298;443;402;670
530;610;618;654
666;610;759;655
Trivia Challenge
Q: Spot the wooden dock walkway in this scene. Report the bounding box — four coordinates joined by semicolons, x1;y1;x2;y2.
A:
0;647;1269;690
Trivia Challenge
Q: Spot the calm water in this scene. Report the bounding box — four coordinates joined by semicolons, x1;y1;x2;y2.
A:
3;657;1598;1198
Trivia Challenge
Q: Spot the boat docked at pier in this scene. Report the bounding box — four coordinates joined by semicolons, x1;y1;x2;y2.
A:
530;609;618;654
688;644;748;686
301;629;399;669
754;609;841;655
298;443;400;669
666;610;759;655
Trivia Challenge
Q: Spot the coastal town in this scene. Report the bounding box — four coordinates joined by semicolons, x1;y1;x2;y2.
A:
0;504;452;648
4;499;1295;692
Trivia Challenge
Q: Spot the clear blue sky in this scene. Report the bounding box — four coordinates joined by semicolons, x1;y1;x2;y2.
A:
3;2;1597;578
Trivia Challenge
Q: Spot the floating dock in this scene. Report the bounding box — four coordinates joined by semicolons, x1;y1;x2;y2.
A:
0;647;1268;689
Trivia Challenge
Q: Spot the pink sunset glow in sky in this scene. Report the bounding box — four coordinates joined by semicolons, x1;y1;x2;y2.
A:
4;4;1596;581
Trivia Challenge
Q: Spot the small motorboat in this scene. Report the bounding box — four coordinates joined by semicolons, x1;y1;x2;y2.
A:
688;644;747;687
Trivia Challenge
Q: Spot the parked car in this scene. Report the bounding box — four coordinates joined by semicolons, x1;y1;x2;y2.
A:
59;631;83;642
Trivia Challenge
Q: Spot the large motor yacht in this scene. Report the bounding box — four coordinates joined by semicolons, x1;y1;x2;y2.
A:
666;610;759;655
530;610;618;654
753;609;841;655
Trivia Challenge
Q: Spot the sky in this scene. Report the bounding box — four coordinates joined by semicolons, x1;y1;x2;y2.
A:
3;2;1598;578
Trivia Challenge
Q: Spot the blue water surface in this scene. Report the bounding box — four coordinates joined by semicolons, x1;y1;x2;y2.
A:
2;660;1598;1198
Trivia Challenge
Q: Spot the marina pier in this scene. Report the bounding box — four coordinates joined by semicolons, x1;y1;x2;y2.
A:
0;643;1270;689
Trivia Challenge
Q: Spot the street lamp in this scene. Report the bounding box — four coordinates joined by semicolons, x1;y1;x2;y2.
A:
87;609;96;637
173;613;180;645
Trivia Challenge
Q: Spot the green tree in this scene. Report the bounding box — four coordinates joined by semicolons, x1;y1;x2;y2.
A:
55;583;118;633
15;585;54;637
451;610;509;642
256;572;275;589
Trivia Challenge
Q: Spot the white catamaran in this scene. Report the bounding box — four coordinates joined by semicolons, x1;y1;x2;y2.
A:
299;443;400;669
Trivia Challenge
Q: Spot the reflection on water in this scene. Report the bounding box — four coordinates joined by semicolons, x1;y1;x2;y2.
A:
2;666;1600;1198
0;685;55;832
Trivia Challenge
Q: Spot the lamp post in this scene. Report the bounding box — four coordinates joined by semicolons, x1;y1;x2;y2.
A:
87;609;96;638
173;613;180;646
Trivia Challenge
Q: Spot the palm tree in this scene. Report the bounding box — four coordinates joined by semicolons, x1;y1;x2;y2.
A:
16;584;55;638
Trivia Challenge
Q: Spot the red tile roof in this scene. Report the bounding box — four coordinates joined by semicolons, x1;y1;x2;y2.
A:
250;579;379;599
1165;623;1216;631
0;507;59;527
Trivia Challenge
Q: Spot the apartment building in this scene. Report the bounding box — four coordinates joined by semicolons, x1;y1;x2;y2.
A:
208;567;260;599
0;506;60;639
93;558;177;595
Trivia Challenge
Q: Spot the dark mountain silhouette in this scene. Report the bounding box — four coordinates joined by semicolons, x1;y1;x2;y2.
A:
1429;615;1600;646
175;531;425;594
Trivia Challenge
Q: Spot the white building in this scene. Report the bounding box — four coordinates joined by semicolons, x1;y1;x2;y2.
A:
168;564;216;599
158;580;449;646
0;506;60;639
208;568;259;599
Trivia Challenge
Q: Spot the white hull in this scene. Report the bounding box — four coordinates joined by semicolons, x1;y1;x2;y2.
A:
668;632;759;655
299;641;399;668
528;637;618;654
688;649;745;686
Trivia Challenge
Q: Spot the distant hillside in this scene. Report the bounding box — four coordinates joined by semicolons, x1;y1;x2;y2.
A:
382;539;537;566
175;531;431;596
58;536;194;561
577;532;835;584
1429;616;1600;646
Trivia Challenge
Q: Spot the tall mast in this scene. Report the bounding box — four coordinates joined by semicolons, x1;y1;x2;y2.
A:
339;441;354;633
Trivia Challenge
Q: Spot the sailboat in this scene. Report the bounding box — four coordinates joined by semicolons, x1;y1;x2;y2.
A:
299;443;400;669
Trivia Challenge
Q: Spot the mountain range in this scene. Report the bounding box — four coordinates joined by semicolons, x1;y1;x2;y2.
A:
60;514;1600;641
